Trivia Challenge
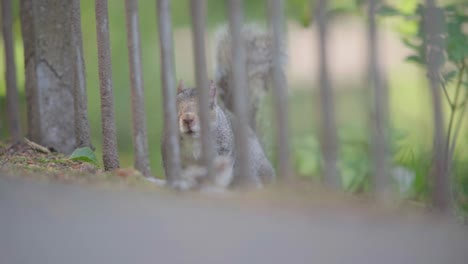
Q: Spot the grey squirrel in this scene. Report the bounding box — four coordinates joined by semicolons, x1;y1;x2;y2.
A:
215;24;286;132
161;24;285;190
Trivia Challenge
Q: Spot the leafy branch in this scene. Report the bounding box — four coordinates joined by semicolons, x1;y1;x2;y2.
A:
378;2;468;176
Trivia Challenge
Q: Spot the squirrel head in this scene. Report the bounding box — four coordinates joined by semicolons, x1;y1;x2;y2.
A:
176;80;218;138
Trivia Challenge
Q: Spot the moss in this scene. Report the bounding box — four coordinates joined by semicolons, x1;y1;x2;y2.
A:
0;141;164;192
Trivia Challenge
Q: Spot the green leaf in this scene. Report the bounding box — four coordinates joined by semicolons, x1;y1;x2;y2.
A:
293;136;321;177
402;38;420;51
394;0;419;14
288;0;312;27
395;20;419;37
69;147;98;165
405;55;424;65
339;141;370;193
447;36;468;63
300;5;312;27
377;5;403;17
442;70;458;84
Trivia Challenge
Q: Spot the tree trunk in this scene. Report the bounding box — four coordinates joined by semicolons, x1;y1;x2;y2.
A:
20;0;85;154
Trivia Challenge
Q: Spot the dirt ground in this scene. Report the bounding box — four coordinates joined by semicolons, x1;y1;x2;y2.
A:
0;140;161;189
1;139;466;220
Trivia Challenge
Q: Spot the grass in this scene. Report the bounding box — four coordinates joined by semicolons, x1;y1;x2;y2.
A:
272;68;468;216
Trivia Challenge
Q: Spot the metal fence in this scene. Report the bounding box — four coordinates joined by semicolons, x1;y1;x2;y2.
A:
1;0;450;211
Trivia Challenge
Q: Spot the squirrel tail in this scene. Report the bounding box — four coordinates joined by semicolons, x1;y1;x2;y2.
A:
214;23;287;131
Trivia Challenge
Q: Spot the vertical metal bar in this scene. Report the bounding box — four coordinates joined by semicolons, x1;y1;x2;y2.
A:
367;0;389;193
190;0;215;180
227;0;251;185
157;0;181;183
1;0;22;142
269;0;291;181
125;0;151;177
316;0;340;188
95;0;120;170
19;0;42;144
424;0;449;211
71;0;92;149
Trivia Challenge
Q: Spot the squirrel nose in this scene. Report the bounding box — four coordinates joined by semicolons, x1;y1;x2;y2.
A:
183;115;195;126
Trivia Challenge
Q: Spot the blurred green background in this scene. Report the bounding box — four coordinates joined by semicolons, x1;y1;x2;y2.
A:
1;0;467;210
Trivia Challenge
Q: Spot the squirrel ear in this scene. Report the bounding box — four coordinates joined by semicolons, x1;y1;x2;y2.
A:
209;80;217;107
177;79;185;93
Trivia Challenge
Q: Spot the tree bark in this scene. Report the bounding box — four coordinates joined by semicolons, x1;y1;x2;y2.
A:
424;0;450;212
20;0;80;154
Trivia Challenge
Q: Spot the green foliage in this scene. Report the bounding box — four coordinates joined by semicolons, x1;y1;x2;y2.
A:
378;2;468;67
288;0;313;27
392;144;431;200
69;147;98;165
453;158;468;214
287;0;368;27
293;135;321;178
293;126;372;193
379;1;468;211
328;0;367;18
339;142;370;193
337;125;370;192
377;5;402;17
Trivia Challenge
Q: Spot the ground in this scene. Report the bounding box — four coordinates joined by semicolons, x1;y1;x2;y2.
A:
0;139;464;219
0;139;432;215
1;171;467;264
2;140;468;264
0;140;160;190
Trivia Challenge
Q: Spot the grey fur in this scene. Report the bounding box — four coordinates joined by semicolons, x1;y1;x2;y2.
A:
215;24;287;131
161;24;279;190
162;88;274;189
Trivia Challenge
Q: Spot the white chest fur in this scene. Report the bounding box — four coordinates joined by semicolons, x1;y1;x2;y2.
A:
180;136;202;165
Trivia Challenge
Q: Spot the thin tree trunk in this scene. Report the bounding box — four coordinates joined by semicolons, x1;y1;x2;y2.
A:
424;0;449;212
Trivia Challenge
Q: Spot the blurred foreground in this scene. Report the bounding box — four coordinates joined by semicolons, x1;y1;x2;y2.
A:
1;175;467;264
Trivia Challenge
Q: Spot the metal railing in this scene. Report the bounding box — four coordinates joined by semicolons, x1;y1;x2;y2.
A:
0;0;450;211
